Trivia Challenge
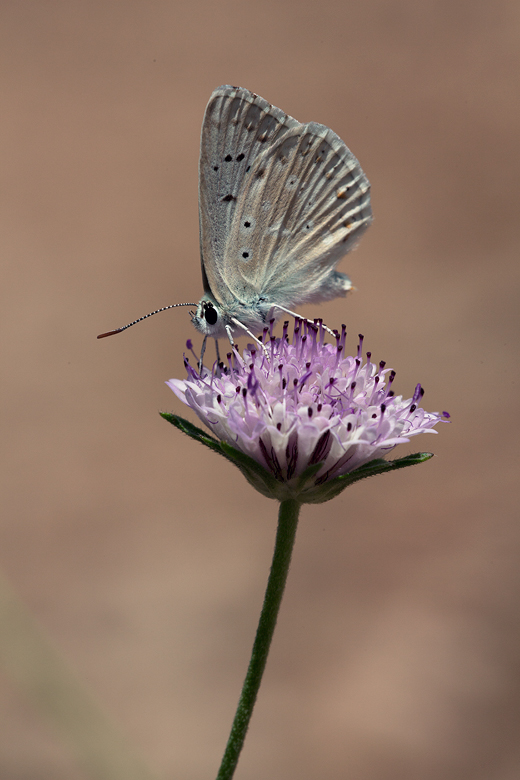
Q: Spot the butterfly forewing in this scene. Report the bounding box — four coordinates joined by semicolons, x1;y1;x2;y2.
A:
198;86;298;305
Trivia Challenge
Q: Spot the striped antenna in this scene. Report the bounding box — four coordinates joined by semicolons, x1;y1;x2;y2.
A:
97;302;197;339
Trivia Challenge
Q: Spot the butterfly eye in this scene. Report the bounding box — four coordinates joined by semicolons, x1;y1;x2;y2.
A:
204;302;218;325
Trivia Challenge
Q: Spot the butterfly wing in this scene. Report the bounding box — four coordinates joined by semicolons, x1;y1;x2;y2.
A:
198;85;299;306
199;86;372;311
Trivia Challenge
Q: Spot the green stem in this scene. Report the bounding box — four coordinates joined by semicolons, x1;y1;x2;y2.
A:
216;498;301;780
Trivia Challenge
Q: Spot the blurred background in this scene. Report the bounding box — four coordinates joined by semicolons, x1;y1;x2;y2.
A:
1;2;519;779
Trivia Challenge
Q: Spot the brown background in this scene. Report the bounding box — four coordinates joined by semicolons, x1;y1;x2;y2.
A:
1;2;519;779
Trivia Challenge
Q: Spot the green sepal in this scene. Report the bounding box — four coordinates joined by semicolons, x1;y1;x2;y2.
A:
161;413;222;454
302;452;435;504
162;413;434;504
160;413;282;499
218;441;284;499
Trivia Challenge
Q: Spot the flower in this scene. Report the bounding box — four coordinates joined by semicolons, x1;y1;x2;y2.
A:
165;320;450;503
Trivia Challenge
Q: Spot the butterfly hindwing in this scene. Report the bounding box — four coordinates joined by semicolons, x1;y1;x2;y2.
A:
222;120;371;307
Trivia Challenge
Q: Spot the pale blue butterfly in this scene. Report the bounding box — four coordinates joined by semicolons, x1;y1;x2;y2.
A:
98;86;372;362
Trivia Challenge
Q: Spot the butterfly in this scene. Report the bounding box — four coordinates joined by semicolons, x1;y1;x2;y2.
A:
98;86;372;362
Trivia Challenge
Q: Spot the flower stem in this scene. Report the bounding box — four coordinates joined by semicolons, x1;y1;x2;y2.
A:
215;499;301;780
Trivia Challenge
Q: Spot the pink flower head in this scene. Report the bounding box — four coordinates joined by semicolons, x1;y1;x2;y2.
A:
166;321;449;503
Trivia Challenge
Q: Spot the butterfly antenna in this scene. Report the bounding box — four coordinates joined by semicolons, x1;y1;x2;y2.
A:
97;302;197;339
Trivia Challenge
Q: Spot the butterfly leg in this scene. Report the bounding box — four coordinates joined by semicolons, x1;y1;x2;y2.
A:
269;305;336;337
214;338;221;365
228;318;270;361
198;335;208;373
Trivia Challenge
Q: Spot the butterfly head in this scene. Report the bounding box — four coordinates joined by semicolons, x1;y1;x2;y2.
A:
191;294;229;339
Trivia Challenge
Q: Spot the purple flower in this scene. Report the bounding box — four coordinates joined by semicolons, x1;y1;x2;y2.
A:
166;321;449;503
